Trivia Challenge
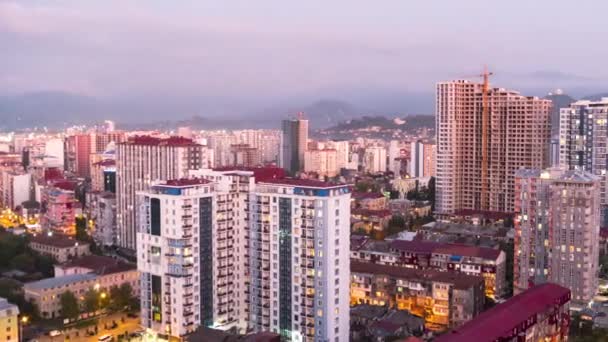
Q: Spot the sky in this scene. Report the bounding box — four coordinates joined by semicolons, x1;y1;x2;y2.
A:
1;0;608;117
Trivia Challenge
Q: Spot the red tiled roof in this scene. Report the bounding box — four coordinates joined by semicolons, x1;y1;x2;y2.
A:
160;178;211;187
123;135;199;146
390;240;444;254
44;168;64;181
50;180;77;191
30;234;87;248
435;283;570;342
351;260;484;290
59;255;136;275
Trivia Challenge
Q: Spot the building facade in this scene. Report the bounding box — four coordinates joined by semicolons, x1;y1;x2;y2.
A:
304;148;338;178
435;79;551;214
559;98;608;224
281;118;309;175
514;168;600;306
363;146;387;174
116;136;207;250
436;283;570;342
350;261;485;330
0;298;19;342
137;169;351;342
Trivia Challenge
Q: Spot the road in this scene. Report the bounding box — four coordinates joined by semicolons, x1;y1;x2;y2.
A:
29;313;142;342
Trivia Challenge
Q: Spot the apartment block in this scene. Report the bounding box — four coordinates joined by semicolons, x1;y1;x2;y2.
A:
437;283;570;342
351;238;506;300
350;261;485;330
436;79;551;215
559;98;608;224
0;298;19;342
137;168;351;342
514;168;600;306
116;136;208;250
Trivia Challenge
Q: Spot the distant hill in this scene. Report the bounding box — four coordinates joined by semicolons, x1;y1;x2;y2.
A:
544;93;576;137
582;93;608;101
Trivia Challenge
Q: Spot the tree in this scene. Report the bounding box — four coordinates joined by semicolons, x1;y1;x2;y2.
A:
108;283;135;312
75;215;89;242
10;253;36;273
60;291;80;320
83;289;99;313
386;215;408;236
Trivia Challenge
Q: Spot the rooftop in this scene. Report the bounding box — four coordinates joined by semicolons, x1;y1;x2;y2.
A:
158;178;212;187
212;166;286;182
122;135;200;147
436;283;570;342
258;178;349;189
94;159;116;167
351;261;484;290
352;208;392;217
452;209;512;221
58;255;136;275
24;273;97;291
390;240;501;260
30;234;88;248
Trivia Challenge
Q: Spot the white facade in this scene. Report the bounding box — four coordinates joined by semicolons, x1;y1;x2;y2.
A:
44;138;64;168
388;140;400;174
304;149;338;178
136;169;351;341
1;171;31;209
363;146;387;174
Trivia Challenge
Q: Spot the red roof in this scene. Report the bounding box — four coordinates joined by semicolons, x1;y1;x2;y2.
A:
160;178;211;187
30;234;87;248
213;166;286;182
44;168;64;181
351;261;484;290
436;283;570;342
351;208;392;217
59;255;135;275
50;179;77;191
259;178;348;189
390;240;501;260
601;227;608;239
123;135;199;146
352;191;385;200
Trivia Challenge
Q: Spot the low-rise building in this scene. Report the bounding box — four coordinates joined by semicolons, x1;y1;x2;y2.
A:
0;297;19;342
351;305;424;342
436;283;571;342
350;261;485;331
24;273;97;319
351;209;392;234
25;255;138;319
351;237;507;299
352;192;388;210
418;221;511;248
29;234;90;263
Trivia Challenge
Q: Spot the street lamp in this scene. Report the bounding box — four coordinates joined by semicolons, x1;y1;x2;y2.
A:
100;292;107;300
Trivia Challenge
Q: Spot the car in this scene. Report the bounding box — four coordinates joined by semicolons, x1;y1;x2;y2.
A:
98;334;114;342
49;330;62;337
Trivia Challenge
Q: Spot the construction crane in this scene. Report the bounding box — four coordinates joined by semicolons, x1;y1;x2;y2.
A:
462;67;493;211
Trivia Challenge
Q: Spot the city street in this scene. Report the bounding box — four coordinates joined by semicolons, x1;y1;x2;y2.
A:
29;313;142;342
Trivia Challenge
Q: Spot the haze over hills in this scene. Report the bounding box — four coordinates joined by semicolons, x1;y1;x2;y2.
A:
0;91;434;131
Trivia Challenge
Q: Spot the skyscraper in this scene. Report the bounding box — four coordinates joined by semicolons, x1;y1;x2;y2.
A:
409;140;436;178
559;98;608;224
435;78;551;214
281;116;309;175
514;168;599;306
116;136;207;250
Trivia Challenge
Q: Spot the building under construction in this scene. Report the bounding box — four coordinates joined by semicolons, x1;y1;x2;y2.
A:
435;73;551;215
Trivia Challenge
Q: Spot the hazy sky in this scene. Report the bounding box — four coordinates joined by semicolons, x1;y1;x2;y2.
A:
1;0;608;101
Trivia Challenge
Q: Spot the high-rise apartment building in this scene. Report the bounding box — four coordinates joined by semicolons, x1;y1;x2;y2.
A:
136;168;351;342
559;98;608;224
65;134;92;177
363;146;387;174
304;148;338;178
435;79;551;214
514;168;600;306
410;140;436;178
281;117;309;175
116;136;207;250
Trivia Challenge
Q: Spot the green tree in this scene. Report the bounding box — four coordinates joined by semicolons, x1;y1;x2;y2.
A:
83;289;99;313
10;253;36;273
75;215;88;241
60;291;80;320
108;283;135;312
386;215;407;236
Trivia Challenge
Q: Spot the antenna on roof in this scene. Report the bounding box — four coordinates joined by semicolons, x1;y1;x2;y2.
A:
297;111;304;120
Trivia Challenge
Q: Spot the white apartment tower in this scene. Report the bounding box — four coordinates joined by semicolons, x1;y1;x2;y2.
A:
117;136;208;250
363;146;387;174
136;168;351;341
514;168;600;306
436;79;551;214
559;98;608;225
